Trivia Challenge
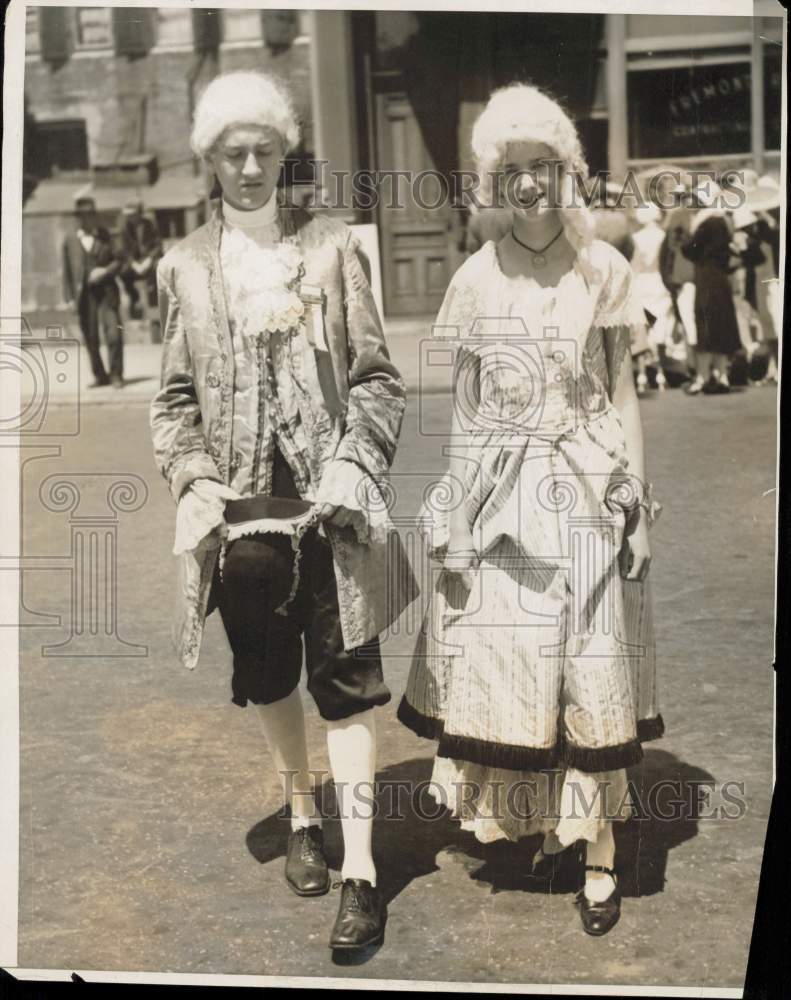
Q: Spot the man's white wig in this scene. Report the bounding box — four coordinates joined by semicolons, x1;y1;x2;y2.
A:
190;71;300;159
471;84;596;251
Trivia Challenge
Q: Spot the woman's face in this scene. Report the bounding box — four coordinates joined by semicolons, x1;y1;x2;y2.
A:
209;124;284;211
501;141;564;222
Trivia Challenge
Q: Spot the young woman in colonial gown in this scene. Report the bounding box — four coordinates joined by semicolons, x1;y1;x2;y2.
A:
398;85;663;936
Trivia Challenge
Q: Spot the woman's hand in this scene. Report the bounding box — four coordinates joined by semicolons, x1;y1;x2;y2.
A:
443;525;478;590
88;266;108;286
619;507;651;581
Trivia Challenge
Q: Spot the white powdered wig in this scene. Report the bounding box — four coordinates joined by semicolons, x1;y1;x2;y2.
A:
471;84;596;251
190;71;301;159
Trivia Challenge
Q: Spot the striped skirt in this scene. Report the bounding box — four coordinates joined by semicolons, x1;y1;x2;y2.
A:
398;406;663;844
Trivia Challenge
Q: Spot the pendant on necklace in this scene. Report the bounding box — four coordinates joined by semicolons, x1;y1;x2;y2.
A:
533;253;547;268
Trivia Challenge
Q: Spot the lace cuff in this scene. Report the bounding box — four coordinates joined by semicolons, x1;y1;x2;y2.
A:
593;247;648;332
173;478;242;555
594;288;647;331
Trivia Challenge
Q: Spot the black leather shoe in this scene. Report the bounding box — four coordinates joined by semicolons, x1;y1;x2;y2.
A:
530;840;581;891
329;879;385;951
284;826;330;897
88;377;110;389
574;865;621;936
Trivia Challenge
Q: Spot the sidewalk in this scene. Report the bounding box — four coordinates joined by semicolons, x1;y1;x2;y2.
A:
18;316;451;405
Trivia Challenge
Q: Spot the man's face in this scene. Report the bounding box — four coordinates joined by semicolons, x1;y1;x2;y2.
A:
208;124;283;211
77;205;97;230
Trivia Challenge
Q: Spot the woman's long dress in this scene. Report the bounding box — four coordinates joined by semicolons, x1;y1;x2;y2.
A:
682;212;741;356
398;238;663;845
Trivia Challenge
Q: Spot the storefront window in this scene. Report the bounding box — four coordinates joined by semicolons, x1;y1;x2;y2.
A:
627;61;752;159
74;7;113;49
763;45;782;152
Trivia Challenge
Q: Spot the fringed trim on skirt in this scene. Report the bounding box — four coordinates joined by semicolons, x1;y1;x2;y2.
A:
398;699;662;773
562;737;644;772
438;732;562;771
396;695;445;741
637;714;665;742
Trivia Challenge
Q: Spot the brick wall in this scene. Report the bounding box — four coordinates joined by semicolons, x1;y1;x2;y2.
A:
25;39;314;177
23;17;314;318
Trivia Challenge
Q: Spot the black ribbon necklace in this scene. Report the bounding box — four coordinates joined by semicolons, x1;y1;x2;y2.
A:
511;225;564;268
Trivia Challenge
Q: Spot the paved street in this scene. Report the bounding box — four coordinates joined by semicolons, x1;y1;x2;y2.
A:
15;380;776;990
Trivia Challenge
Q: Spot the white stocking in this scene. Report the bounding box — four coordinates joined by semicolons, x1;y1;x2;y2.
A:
254;689;320;831
584;822;616;902
326;708;377;886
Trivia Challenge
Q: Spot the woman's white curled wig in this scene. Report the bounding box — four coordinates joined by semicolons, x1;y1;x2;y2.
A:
471;84;596;251
190;71;301;159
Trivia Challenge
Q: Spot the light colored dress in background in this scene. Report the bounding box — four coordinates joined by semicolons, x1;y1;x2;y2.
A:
398;238;663;845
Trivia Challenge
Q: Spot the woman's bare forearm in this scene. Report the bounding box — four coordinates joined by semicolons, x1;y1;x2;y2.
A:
448;347;479;539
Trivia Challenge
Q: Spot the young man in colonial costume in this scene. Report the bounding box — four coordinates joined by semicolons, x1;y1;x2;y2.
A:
150;71;417;951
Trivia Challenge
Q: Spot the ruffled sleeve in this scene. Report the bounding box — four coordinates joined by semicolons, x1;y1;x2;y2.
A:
173;478;242;555
593;244;647;331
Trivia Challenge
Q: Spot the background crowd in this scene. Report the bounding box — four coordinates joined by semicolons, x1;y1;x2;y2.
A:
62;196;163;388
63;164;781;396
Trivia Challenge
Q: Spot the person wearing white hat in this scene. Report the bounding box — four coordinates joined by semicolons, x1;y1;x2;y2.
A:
150;70;419;952
730;193;781;384
631;203;671;393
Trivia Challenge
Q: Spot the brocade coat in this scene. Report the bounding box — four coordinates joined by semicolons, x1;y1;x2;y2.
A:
150;202;419;669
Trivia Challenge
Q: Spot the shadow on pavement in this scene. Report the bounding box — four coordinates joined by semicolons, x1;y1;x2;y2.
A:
244;748;714;910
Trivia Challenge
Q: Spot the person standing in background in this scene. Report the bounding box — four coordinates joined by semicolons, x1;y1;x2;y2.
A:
736;173;782;384
631;203;671;393
681;183;742;395
659;188;698;387
119;199;163;320
62;196;125;389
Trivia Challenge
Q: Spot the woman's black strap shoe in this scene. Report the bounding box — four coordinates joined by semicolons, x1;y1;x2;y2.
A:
284;826;330;897
574;865;621;936
329;879;385;951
